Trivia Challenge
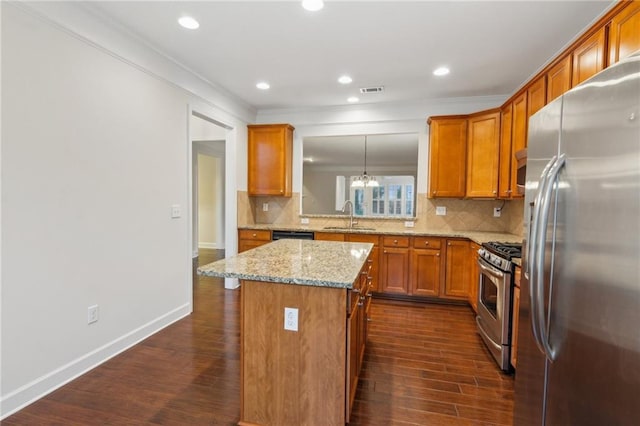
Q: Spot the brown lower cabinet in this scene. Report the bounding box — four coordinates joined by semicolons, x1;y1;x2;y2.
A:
380;236;410;294
468;242;481;312
511;266;522;369
443;239;470;299
238;229;271;252
409;237;443;297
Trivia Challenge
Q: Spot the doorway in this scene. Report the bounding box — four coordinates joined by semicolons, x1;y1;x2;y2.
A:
191;113;227;258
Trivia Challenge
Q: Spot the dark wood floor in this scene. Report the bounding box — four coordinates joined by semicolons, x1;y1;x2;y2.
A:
3;249;513;425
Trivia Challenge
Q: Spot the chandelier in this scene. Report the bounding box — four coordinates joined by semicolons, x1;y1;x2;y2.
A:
351;135;379;188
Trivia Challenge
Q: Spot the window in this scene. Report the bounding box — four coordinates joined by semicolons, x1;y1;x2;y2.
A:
348;176;414;217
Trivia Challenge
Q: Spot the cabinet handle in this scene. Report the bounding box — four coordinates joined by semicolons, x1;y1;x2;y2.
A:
507;189;512;194
393;239;398;244
493;190;497;194
361;270;368;275
252;233;257;237
367;318;373;322
367;259;373;263
432;191;436;195
352;288;361;294
436;253;440;257
448;242;451;246
383;250;387;254
424;241;429;245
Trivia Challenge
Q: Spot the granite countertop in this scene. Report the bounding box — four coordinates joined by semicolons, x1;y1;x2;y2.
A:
197;239;373;289
239;224;523;245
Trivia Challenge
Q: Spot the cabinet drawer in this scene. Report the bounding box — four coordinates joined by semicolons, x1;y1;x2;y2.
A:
412;236;442;249
348;234;379;246
382;236;409;248
238;229;271;241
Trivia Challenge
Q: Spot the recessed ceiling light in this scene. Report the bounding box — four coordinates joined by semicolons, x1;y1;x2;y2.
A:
256;82;270;90
338;75;353;85
433;67;450;76
347;96;359;103
178;16;199;30
302;0;324;12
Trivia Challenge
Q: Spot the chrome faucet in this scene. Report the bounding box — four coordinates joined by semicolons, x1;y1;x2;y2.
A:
341;200;358;229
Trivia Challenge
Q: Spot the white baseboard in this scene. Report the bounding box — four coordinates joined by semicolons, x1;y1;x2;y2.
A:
0;303;192;419
198;242;218;249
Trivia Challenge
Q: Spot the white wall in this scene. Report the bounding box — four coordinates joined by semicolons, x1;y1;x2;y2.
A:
197;154;222;248
0;3;250;417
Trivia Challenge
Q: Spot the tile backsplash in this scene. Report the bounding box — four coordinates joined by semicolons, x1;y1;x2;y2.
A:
238;191;524;236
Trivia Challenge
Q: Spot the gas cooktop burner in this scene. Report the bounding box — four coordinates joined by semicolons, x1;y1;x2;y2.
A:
482;242;522;260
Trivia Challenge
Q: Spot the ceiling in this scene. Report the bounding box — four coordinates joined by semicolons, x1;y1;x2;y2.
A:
85;1;614;111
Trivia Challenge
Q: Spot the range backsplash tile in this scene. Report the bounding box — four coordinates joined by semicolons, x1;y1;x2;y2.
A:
238;191;524;236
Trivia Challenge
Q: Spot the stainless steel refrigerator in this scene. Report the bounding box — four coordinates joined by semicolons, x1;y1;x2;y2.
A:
514;52;640;425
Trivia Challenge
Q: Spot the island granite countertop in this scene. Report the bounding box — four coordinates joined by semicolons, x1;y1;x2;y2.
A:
197;239;373;289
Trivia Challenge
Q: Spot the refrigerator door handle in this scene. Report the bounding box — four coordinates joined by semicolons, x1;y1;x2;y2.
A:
528;155;557;350
532;153;566;362
528;155;558;279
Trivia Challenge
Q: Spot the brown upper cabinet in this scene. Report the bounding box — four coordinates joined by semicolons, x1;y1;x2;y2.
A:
427;117;467;198
466;110;501;198
572;27;606;87
527;76;547;119
247;124;294;197
510;92;527;199
498;103;514;198
547;55;572;103
608;1;640;65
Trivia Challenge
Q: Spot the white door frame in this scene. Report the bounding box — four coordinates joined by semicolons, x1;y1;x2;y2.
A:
187;105;239;292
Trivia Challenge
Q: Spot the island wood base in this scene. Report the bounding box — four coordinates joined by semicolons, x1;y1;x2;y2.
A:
240;280;347;425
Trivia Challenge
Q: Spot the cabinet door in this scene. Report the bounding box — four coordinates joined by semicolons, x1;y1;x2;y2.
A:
572;27;606;87
346;304;359;422
498;103;513;199
546;55;572;103
511;280;521;369
428;117;467;198
466;111;500;198
468;243;480;313
510;92;527;199
443;239;470;299
409;248;441;297
527;76;547;118
380;247;410;295
247;124;293;197
608;1;640;65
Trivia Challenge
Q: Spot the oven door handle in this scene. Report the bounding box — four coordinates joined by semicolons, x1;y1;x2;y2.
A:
477;259;504;278
476;316;502;351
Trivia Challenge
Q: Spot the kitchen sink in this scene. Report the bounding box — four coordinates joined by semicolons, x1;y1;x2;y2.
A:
322;226;376;231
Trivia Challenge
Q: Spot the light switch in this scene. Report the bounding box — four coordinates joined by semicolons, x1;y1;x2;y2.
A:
171;204;181;218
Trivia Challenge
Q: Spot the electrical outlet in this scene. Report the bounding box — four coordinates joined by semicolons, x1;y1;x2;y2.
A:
404;221;415;228
262;203;269;212
88;305;99;324
301;218;310;225
435;206;447;216
171;204;181;218
284;307;298;332
493;207;502;217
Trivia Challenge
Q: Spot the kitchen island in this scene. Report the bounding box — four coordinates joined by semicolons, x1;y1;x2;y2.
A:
198;239;374;426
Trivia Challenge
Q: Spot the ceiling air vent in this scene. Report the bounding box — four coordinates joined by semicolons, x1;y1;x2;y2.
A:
359;86;384;94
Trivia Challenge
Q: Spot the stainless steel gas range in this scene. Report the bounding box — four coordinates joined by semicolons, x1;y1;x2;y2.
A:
475;242;522;371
